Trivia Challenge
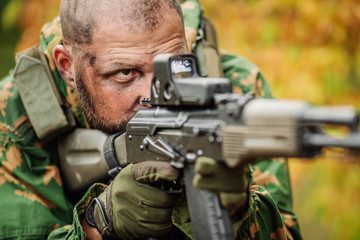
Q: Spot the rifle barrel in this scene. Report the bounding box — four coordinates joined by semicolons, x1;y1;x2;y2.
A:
300;107;359;131
304;133;360;149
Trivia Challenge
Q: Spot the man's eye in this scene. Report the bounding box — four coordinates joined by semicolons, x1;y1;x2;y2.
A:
117;69;132;77
113;69;139;83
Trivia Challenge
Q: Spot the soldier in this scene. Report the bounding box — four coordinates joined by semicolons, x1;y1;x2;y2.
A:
0;0;301;239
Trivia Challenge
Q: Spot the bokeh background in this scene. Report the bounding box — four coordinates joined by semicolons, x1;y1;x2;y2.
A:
0;0;359;239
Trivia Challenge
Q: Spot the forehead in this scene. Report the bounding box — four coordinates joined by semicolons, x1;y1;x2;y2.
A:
94;0;182;33
87;3;185;60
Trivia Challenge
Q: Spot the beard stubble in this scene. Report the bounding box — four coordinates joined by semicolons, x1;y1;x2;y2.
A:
74;71;128;134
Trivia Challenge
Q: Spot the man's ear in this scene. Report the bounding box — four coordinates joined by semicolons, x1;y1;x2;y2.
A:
54;45;76;89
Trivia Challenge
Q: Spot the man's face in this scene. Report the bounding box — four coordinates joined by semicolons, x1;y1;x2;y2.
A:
72;10;187;134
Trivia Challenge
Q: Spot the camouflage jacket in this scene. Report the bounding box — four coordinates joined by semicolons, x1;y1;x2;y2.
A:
0;1;301;239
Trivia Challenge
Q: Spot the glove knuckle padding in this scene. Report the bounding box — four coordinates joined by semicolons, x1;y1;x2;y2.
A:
110;164;176;239
193;157;251;212
194;157;250;193
133;161;179;183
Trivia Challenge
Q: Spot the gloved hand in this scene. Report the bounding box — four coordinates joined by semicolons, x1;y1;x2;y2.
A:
86;161;180;239
193;157;251;213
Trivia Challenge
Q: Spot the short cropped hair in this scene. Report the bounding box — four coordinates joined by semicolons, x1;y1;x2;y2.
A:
60;0;183;46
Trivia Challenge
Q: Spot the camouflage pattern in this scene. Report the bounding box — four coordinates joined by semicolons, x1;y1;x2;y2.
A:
181;0;201;51
0;17;89;240
47;183;107;240
0;59;73;238
0;1;301;239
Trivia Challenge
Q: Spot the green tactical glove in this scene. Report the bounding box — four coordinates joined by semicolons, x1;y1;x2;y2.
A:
86;162;180;239
193;157;251;212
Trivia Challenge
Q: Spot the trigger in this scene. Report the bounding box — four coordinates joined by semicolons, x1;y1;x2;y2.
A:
162;180;183;193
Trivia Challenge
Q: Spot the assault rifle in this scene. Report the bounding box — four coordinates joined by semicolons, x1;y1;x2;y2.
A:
101;54;360;240
59;53;360;240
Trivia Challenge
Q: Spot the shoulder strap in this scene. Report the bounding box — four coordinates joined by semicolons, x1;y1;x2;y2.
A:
193;16;224;78
13;45;75;141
